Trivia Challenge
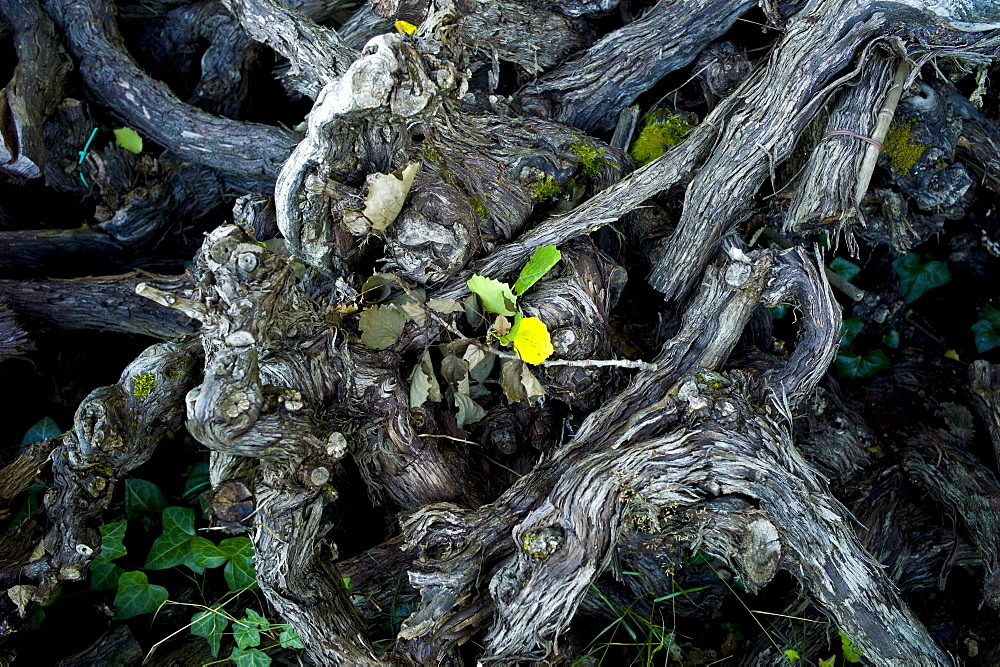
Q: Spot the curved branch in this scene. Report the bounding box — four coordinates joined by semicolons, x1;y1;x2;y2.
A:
43;0;297;183
519;0;756;132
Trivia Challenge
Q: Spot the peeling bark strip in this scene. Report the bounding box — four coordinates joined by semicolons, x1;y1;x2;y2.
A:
784;48;905;240
650;0;1000;300
222;0;359;99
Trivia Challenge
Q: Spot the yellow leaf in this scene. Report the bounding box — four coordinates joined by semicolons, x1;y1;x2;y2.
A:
395;20;418;34
512;317;553;365
944;349;959;361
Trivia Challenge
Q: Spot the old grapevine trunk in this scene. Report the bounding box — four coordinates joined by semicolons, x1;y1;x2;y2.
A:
3;0;1000;664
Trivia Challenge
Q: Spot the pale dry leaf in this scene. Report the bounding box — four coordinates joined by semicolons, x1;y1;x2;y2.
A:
409;350;441;407
427;297;464;313
519;364;546;406
500;359;527;403
363;162;420;232
7;585;35;617
492;314;511;337
400;302;426;325
454;393;486;428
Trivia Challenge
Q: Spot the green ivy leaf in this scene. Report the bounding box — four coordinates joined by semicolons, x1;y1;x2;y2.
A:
21;417;61;445
183;461;211;498
834;348;892;380
839;631;863;663
981;305;1000;328
972;319;1000;353
783;649;800;662
229;645;272;667
125;479;167;518
145;507;205;573
223;538;258;590
513;245;561;296
220;536;253;556
24;607;44;631
891;254;951;303
358;305;407;350
839;318;864;346
96;520;127;562
90;560;125;591
466;275;517;316
829;257;861;281
234;609;267;649
113;571;168;619
144;530;193;571
6;484;44;528
113;127;143;154
279;625;306;650
165;504;196;535
882;330;899;349
191;538;230;569
191;605;228;658
972;305;1000;353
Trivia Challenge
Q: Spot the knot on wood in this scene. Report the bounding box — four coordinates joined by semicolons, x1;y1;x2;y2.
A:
521;526;564;562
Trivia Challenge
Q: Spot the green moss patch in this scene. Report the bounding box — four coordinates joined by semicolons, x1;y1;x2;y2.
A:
630;114;692;166
883;120;928;174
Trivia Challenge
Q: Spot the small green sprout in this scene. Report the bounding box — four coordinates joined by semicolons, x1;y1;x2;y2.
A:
532;175;563;201
570;140;612;177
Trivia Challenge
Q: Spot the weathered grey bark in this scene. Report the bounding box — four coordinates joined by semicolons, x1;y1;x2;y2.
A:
400;246;947;664
27;339;203;599
902;431;1000;609
10;0;1000;662
270;29;629;279
152;0;261;117
42;0;298;184
222;0;359;99
519;0;758;132
433;125;716;301
969;361;1000;462
56;626;145;667
960;113;1000;195
650;0;1000;301
0;148;224;277
0;301;35;362
448;0;594;75
0;229;138;276
0;439;56;509
650;0;886;300
0;0;72;179
253;455;383;665
0;272;197;339
136;224;481;663
784;50;905;242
